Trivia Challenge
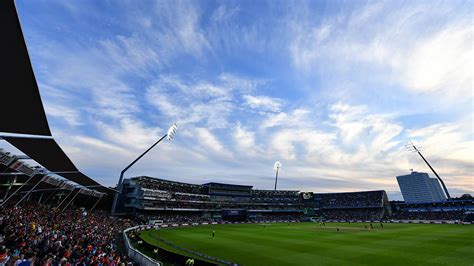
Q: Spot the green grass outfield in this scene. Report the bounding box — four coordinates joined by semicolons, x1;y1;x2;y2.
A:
139;222;474;266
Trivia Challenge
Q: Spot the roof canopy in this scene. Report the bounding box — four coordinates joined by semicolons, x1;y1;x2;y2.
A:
60;172;102;188
0;1;112;195
3;137;112;193
3;137;77;172
0;0;51;136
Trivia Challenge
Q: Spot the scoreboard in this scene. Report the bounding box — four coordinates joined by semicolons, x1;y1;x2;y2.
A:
222;209;247;221
302;192;314;200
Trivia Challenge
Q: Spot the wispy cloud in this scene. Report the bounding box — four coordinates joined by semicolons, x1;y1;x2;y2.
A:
401;23;472;97
44;103;83;127
10;0;472;198
289;1;473;105
233;122;263;157
211;4;240;23
243;95;283;113
261;109;311;129
146;75;235;129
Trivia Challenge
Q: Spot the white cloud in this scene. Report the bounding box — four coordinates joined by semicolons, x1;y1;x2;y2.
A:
243;95;283;113
329;103;403;152
27;35;142;123
218;73;267;93
289;1;473;105
96;118;163;150
261;108;311;128
146;76;234;129
211;5;240;23
44;103;83;127
407;122;474;164
194;127;232;158
149;0;210;56
233;123;262;156
146;74;266;129
270;128;336;161
401;24;473;96
99;34;162;75
174;4;210;55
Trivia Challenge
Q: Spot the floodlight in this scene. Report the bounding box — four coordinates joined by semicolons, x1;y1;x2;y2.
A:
167;123;178;141
274;161;282;170
111;122;179;215
404;139;451;199
274;161;282;190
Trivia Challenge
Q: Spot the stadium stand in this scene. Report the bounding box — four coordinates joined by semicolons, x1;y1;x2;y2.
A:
0;202;136;265
116;176;472;224
389;200;474;221
318;209;384;221
390;210;467;221
0;149;124;265
114;176;394;223
116;176;474;225
1;169;471;264
310;190;391;221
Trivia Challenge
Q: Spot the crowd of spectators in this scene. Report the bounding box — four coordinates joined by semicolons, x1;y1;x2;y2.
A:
0;203;136;265
133;177;393;223
318;191;384;209
138;212;303;224
136;177;303;208
141;188;170;200
141;190;212;202
389;210;467;221
137;208;469;224
320;209;384;221
135;178;391;214
172;193;210;202
251;190;300;203
142;200;304;211
136;178;205;195
138;213;222;224
142;201;216;210
248;213;303;222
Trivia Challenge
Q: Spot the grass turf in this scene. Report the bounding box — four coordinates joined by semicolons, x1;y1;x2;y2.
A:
139;222;474;266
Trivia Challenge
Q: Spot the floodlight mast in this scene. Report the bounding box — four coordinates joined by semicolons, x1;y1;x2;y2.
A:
274;161;282;191
407;141;451;199
111;123;178;215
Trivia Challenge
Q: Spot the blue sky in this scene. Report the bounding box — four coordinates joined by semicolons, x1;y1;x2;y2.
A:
5;0;473;199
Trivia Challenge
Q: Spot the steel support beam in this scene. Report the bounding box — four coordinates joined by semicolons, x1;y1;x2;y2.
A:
14;177;43;207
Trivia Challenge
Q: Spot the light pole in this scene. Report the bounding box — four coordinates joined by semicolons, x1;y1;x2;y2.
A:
274;161;282;191
406;140;451;199
111;123;178;215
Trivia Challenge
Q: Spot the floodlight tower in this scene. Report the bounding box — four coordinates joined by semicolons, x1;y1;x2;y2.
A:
406;140;451;199
111;123;178;215
274;161;282;191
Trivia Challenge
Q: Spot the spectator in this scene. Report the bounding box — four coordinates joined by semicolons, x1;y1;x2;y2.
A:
0;203;136;265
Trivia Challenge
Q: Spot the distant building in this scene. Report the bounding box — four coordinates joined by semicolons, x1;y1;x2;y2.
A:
396;171;447;203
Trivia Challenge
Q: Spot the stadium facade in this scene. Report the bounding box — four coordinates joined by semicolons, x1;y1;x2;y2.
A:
396;171;447;203
115;176;392;222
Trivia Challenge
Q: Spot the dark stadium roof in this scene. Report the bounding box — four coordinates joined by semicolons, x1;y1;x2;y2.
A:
136;176;204;187
202;182;253;189
3;137;78;172
2;137;112;194
0;1;111;195
134;177;254;189
313;190;386;195
60;172;102;188
0;0;52;136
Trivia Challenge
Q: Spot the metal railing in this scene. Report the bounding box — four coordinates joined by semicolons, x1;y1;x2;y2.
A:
123;226;162;266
